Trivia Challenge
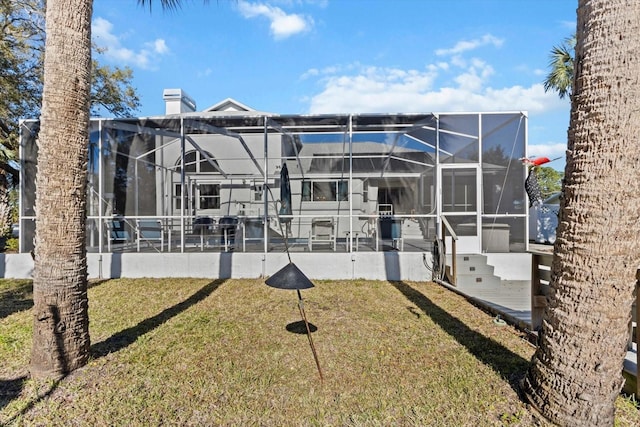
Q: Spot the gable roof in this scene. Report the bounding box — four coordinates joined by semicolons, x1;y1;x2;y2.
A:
203;98;255;113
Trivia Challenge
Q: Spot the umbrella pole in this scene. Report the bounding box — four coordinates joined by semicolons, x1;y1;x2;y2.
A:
297;289;323;382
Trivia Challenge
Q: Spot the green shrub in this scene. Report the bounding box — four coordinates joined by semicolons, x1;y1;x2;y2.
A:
4;237;18;252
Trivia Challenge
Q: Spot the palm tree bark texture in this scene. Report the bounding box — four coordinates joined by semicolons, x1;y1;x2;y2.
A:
31;0;92;380
522;1;640;426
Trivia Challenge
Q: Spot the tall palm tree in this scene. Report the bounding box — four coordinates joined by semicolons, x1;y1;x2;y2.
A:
31;0;182;380
30;0;93;380
522;1;640;425
543;35;575;100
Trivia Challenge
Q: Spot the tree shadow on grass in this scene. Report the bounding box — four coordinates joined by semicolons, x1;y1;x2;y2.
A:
0;279;110;320
1;279;223;421
0;376;28;411
91;279;226;358
389;281;530;390
0;280;33;320
0;376;59;424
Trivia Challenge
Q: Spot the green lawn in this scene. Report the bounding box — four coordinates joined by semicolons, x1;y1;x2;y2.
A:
1;278;638;426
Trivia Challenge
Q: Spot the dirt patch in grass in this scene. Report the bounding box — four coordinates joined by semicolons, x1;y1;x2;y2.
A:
1;278;638;426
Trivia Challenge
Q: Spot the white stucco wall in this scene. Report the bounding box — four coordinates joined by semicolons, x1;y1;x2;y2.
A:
1;252;531;282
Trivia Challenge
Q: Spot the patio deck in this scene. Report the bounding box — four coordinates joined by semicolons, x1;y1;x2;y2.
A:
437;243;638;397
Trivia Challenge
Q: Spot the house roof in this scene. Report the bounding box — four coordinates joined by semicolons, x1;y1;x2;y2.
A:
203;98;256;113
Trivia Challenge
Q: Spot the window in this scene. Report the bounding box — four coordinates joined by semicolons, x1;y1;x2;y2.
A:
253;184;263;202
174;184;182;210
199;184;220;209
302;180;348;202
175;150;219;173
363;180;369;203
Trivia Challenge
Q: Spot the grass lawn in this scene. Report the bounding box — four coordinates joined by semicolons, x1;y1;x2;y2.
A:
1;278;638;426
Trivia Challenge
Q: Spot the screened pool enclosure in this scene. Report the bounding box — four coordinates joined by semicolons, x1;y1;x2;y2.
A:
19;112;528;255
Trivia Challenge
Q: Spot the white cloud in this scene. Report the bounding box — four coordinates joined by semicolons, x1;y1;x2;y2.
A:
435;34;504;56
453;59;494;91
92;17;170;70
268;0;328;8
305;61;563;115
197;68;213;78
237;1;313;39
560;20;576;30
302;32;566;116
92;18;120;48
151;39;169;55
300;68;320;79
528;142;567;160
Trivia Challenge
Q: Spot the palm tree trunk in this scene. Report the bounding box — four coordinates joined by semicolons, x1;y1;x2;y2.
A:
522;1;640;425
30;0;93;380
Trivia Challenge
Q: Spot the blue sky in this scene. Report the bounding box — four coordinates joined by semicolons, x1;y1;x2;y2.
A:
92;0;577;170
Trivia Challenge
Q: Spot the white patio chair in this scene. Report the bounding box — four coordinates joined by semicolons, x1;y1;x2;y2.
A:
107;218;131;251
308;218;336;251
136;219;164;252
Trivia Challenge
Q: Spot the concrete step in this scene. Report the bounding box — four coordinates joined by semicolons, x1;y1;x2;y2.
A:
448;253;501;288
454;273;501;288
456;264;497;276
455;254;496;275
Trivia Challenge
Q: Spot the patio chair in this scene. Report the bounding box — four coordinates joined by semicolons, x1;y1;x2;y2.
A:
216;216;239;252
193;216;215;236
107;217;131;251
241;217;265;252
136;219;164;252
308;218;336;251
188;216;215;251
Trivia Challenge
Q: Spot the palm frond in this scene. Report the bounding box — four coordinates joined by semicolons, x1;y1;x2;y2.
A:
137;0;212;12
543;35;575;99
137;0;183;11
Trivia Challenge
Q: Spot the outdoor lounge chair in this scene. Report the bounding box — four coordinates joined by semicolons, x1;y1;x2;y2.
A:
136;219;164;252
107;217;131;251
308;217;336;251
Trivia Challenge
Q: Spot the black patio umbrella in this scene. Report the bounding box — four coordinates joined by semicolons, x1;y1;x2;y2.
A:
279;163;292;226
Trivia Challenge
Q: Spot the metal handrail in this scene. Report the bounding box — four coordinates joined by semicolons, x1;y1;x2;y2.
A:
440;215;458;286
